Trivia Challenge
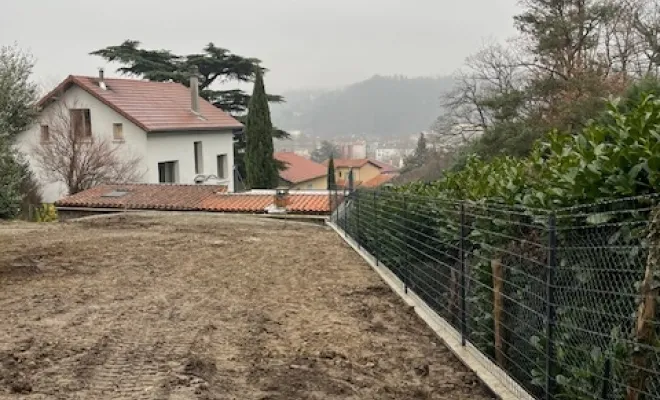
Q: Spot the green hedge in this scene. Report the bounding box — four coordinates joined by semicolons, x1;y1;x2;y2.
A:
342;94;660;399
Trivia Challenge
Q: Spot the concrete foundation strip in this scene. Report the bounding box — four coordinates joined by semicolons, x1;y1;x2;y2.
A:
328;221;535;400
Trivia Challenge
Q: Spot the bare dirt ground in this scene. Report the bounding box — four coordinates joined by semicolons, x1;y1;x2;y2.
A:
0;213;493;399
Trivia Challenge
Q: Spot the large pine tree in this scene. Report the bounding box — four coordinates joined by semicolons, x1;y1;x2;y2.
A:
245;69;279;189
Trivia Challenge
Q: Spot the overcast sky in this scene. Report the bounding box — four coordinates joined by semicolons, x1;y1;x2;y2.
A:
2;0;520;93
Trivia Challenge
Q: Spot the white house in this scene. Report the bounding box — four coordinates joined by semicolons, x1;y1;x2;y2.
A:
17;71;242;203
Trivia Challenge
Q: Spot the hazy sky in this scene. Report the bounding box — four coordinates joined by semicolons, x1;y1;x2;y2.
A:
2;0;520;93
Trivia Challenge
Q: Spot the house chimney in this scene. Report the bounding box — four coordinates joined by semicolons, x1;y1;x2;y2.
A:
273;187;290;210
190;66;200;114
98;68;107;90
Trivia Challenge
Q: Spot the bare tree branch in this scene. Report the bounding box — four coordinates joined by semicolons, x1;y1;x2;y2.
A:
32;101;144;195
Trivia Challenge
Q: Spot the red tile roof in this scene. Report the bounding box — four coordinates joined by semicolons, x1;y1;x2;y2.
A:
54;184;227;210
274;152;327;184
201;193;329;214
326;158;372;168
369;159;399;173
323;158;398;172
38;75;243;132
336;178;363;189
55;184;330;215
362;173;397;187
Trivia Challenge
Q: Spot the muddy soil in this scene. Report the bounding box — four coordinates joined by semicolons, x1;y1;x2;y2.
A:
0;213;493;399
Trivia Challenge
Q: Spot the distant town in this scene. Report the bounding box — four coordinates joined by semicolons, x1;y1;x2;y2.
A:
274;124;484;168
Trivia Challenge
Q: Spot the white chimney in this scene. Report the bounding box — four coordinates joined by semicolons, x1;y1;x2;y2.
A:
98;68;107;90
190;67;200;114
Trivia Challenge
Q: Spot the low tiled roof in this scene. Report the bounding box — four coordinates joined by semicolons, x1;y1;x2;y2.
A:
55;184;330;215
55;184;227;210
274;152;327;184
362;173;397;187
38;75;243;132
201;193;329;214
323;158;398;172
336;178;361;187
325;158;371;168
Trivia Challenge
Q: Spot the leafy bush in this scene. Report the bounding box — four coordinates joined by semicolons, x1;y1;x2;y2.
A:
0;141;25;219
33;204;57;222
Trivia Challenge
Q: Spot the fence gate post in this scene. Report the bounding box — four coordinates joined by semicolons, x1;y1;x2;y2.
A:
460;202;467;346
545;213;558;400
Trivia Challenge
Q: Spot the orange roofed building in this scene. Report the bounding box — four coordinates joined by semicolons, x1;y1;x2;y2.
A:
274;152;328;190
324;158;398;189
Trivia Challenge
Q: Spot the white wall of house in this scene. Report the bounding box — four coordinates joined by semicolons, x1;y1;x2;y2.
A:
15;86;149;203
146;130;235;192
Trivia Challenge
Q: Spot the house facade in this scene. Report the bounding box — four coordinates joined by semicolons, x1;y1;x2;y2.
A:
327;159;383;184
17;72;242;203
324;158;398;189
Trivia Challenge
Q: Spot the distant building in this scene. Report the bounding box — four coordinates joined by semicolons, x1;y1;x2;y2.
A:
323;158;398;189
375;148;399;159
294;149;311;158
339;141;367;159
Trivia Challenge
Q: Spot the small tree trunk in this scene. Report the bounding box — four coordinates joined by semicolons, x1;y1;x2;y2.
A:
492;258;506;368
627;207;660;400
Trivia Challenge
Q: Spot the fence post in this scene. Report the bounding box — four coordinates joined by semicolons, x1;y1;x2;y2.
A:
460;202;467;346
344;190;349;238
545;213;558;400
356;191;361;248
601;358;611;400
374;190;380;266
403;194;409;294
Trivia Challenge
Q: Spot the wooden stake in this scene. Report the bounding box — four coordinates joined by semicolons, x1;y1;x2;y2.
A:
627;207;660;400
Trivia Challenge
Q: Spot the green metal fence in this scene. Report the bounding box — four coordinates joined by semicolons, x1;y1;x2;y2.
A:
330;189;660;400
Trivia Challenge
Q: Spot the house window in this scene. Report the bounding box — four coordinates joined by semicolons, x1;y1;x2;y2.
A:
338;171;342;178
70;109;92;137
217;154;227;179
158;161;178;183
194;141;203;174
113;123;124;141
40;125;50;143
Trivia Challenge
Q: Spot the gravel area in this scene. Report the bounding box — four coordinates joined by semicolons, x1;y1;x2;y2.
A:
0;213;494;399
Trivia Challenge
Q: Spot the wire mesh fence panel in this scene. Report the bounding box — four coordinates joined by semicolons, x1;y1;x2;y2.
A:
552;197;657;400
329;189;660;400
461;202;550;399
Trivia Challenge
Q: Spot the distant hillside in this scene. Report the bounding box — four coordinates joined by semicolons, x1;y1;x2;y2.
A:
271;75;453;138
